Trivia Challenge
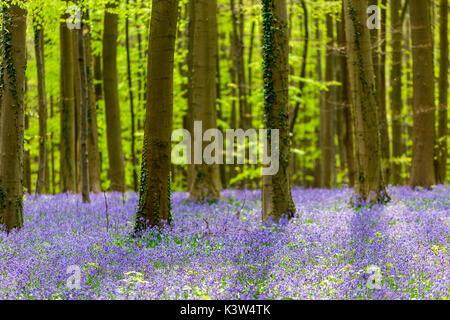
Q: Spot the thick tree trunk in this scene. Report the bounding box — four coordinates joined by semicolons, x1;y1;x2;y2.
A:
409;0;436;188
188;0;221;202
343;0;389;204
437;0;448;183
0;2;27;232
261;0;296;222
34;21;47;194
103;0;126;192
135;0;178;232
390;0;403;185
59;16;77;192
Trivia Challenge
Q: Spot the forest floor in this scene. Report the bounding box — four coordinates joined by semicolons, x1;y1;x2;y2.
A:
0;186;448;300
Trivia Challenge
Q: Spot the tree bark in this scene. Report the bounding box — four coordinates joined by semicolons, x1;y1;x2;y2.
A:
135;0;178;232
85;20;102;193
188;0;221;202
261;0;296;222
59;14;77;192
0;2;27;232
437;0;448;183
321;12;335;188
337;4;355;187
34;20;47;194
126;0;138;192
103;0;126;192
409;0;436;188
390;0;403;185
77;9;91;203
343;0;389;204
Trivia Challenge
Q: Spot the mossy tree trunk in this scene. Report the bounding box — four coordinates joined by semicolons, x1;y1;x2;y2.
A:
134;0;179;232
409;0;436;188
0;2;27;232
343;0;389;204
261;0;296;222
103;0;126;192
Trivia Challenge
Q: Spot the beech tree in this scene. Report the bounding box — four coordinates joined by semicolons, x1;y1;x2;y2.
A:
33;5;47;194
343;0;389;204
134;0;179;232
59;8;77;192
103;0;126;192
187;0;222;202
0;1;27;231
261;0;296;221
437;0;448;183
409;0;436;188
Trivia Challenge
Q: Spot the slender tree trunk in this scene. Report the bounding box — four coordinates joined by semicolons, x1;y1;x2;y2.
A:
85;20;102;193
379;0;390;183
321;12;335;188
103;0;126;192
437;0;448;183
59;14;77;192
77;10;91;203
261;0;296;221
135;0;178;232
126;0;138;192
34;20;47;194
337;5;355;187
391;0;403;185
188;0;221;202
50;96;56;194
313;19;323;188
230;0;250;130
0;2;27;232
344;0;389;204
409;0;436;188
24;113;31;193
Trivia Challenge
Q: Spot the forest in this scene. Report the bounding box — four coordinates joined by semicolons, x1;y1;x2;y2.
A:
0;0;448;301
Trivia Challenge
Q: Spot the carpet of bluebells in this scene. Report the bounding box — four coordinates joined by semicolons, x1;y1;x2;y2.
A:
0;186;448;300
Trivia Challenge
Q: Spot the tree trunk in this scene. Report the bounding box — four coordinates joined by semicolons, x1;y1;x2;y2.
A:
135;0;178;232
77;10;91;203
103;0;126;192
59;15;77;192
378;0;390;183
85;21;102;193
437;0;448;183
390;0;403;185
34;21;47;194
0;2;27;232
321;12;335;188
261;0;296;222
343;0;389;204
126;0;138;192
409;0;436;188
188;0;221;202
337;5;355;187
